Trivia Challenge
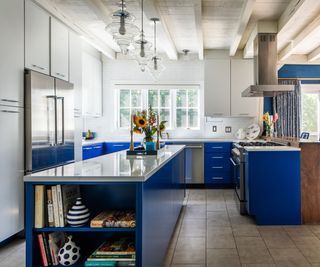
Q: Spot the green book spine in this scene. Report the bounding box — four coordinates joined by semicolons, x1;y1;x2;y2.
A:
85;260;116;267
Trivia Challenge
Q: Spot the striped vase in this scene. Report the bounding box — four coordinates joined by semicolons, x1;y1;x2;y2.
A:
66;198;90;227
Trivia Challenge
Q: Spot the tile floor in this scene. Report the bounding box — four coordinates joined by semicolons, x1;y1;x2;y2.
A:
2;189;320;267
163;189;320;267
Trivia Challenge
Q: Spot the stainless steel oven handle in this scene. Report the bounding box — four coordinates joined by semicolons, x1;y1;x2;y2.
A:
230;157;239;166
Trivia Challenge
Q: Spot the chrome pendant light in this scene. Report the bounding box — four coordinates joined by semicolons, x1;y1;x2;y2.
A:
147;18;165;80
131;0;152;72
105;0;139;55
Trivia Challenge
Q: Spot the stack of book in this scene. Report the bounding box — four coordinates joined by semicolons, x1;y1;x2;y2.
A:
37;232;66;266
85;237;135;267
90;211;136;228
34;185;81;228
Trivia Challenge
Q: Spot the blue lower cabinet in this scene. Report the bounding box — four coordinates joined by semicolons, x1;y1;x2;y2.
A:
105;142;141;154
245;150;301;225
204;143;232;185
82;143;103;160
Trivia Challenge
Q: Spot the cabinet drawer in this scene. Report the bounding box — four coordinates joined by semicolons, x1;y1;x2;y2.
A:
204;142;231;153
83;143;103;160
205;173;231;184
205;152;230;165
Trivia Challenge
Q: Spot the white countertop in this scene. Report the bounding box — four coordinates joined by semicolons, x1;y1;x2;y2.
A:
24;145;185;183
244;146;301;152
82;138;257;146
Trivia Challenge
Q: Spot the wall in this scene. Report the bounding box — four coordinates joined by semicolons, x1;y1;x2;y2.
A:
83;52;259;140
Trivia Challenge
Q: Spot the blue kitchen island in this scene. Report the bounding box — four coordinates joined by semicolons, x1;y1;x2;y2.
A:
24;145;185;267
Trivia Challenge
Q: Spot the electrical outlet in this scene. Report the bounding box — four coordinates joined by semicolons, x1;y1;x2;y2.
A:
212;126;217;132
225;126;232;133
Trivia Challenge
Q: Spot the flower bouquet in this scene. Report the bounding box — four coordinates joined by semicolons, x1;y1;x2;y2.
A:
263;112;279;138
132;106;167;150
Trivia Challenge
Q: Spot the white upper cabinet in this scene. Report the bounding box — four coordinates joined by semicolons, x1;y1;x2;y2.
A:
0;0;24;106
204;59;231;117
231;59;259;117
82;52;102;117
50;17;69;81
25;0;50;75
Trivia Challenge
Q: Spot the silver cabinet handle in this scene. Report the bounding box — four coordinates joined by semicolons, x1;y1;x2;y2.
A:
230;157;239;166
83;147;93;150
0;110;20;113
113;144;125;147
93;146;102;149
239;113;249;116
56;72;65;77
32;64;46;70
211;156;223;159
212;177;224;180
212;166;223;169
212;146;223;149
185;146;203;149
1;98;19;103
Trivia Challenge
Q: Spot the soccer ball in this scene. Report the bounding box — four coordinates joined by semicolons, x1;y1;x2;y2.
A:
58;236;80;266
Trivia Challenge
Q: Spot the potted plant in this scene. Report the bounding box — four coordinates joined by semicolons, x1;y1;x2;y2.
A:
132;106;167;150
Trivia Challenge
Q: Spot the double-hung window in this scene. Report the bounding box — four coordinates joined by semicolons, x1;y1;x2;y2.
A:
117;86;200;130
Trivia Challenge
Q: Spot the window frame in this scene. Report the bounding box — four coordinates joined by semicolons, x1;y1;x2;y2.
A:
301;84;320;137
115;84;201;130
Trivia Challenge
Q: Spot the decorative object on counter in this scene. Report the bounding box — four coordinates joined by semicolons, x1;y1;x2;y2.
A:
129;115;134;151
66;198;90;227
105;0;139;55
83;130;95;140
58;235;80;266
245;124;261;140
90;210;136;228
263;112;279;139
132;106;167;151
235;128;246;140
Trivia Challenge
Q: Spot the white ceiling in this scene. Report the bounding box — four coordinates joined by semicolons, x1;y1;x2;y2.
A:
36;0;320;62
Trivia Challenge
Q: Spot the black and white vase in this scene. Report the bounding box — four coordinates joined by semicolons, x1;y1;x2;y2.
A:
58;236;80;266
66;198;90;227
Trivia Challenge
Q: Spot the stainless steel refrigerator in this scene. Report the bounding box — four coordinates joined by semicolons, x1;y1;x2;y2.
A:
25;70;74;173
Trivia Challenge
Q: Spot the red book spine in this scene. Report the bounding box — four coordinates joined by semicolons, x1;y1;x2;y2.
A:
37;234;48;267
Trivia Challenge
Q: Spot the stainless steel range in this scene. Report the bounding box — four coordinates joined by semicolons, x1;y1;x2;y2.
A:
230;141;286;215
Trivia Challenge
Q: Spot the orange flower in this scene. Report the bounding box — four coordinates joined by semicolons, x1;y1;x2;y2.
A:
134;116;147;128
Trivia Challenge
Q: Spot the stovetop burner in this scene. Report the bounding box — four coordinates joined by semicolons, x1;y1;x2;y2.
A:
238;141;284;147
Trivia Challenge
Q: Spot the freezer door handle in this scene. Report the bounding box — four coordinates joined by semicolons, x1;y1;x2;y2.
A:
46;96;56;146
56;97;65;145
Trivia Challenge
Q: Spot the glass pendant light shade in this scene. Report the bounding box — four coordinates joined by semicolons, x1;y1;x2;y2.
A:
147;18;165;80
147;56;165;80
105;0;139;55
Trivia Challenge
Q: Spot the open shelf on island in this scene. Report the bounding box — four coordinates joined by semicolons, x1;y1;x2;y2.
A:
33;227;136;233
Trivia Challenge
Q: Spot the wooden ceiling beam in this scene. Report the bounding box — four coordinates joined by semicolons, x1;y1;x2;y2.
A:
229;0;255;57
143;0;178;60
193;0;203;60
307;45;320;62
279;14;320;60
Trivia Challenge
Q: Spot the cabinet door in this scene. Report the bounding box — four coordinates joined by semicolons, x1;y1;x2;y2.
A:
0;106;24;242
231;59;259;117
82;52;102;117
204;59;230;117
25;0;50;75
69;31;83;161
51;17;69;81
0;0;24;106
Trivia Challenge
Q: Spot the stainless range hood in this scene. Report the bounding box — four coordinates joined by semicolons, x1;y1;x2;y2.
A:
242;33;295;97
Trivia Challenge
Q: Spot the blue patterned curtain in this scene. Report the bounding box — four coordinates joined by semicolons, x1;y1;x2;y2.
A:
273;80;301;137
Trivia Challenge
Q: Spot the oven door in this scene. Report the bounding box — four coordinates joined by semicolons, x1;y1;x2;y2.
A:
230;156;240;199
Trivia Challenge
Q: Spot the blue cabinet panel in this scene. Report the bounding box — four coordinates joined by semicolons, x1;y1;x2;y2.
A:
204;142;231;153
204;143;232;185
105;142;140;154
245;150;301;225
82;143;103;160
